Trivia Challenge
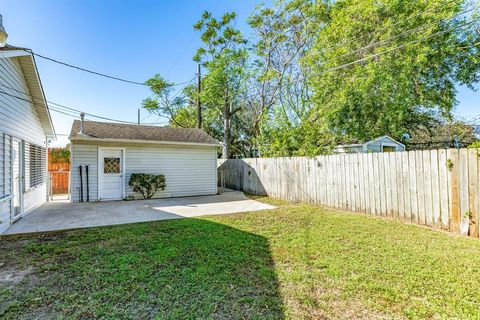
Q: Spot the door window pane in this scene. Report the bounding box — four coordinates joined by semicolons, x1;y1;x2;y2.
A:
104;157;120;174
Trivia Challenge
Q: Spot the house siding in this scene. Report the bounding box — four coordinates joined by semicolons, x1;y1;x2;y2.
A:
70;143;98;202
365;136;405;152
71;141;218;202
0;134;12;233
0;56;49;233
0;57;46;145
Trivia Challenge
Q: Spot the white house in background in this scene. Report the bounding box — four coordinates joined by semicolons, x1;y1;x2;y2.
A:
69;119;220;202
0;44;56;233
334;135;405;154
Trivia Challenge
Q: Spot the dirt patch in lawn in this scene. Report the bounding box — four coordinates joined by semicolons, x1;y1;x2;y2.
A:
0;265;33;285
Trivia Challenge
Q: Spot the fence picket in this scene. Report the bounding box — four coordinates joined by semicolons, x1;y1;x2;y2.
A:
459;149;470;233
430;150;441;227
396;152;405;220
401;152;411;221
219;148;478;236
378;153;387;216
408;151;418;224
468;149;479;237
438;150;450;229
423;150;433;226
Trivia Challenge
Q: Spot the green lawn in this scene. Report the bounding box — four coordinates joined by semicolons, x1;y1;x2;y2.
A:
2;197;480;319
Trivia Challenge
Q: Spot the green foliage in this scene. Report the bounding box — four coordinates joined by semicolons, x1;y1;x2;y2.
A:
142;0;480;158
49;147;70;163
446;159;454;171
305;0;480;144
142;74;187;128
193;11;250;158
6;201;480;318
468;140;480;149
128;173;166;199
409;118;478;145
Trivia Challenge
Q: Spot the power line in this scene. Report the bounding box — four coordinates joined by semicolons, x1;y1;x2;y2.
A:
243;12;479;102
165;0;223;78
0;76;196;124
240;2;479;104
0;88;143;124
320;4;479;64
25;49;194;87
319;0;461;53
150;77;196;124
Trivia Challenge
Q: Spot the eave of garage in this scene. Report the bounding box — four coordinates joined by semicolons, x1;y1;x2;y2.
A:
69;136;221;147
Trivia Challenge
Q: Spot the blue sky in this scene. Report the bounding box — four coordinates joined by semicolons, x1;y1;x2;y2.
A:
2;0;479;147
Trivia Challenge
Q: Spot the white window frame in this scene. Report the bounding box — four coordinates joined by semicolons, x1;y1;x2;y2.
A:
380;143;398;152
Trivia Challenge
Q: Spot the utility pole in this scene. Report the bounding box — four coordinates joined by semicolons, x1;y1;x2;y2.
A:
197;63;202;129
137;109;140;125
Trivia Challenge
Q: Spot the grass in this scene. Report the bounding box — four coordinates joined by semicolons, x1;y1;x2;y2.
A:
2;197;480;319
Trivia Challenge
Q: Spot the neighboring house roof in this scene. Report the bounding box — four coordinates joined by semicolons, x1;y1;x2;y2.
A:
336;135;405;149
365;135;405;148
69;120;221;146
0;45;55;137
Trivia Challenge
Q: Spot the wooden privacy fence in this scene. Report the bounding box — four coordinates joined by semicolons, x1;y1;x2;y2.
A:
218;148;480;237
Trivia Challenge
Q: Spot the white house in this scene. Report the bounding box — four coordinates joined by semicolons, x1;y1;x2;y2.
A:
334;135;406;154
69;119;220;202
0;43;56;232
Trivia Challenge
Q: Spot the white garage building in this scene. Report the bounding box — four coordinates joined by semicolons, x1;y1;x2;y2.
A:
69;120;220;202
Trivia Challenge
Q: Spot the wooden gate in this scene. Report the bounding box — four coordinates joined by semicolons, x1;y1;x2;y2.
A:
48;149;70;195
50;171;69;194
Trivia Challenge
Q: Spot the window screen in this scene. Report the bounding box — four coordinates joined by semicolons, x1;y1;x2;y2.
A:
104;157;120;174
25;143;47;189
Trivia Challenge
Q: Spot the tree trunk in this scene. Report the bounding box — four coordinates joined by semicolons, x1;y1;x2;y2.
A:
222;88;230;159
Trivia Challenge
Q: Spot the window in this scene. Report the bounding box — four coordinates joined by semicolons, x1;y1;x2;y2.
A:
25;143;47;189
382;146;396;152
104;157;120;174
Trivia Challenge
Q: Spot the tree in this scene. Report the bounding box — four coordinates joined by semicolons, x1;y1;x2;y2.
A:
142;75;189;127
248;0;327;156
193;11;249;159
304;0;480;146
408;117;479;149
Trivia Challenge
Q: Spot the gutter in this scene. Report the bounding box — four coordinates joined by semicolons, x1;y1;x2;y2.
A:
69;136;221;147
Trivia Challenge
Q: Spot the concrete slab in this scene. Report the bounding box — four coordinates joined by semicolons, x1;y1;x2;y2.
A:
3;191;275;235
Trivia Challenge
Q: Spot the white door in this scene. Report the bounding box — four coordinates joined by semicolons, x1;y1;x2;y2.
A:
12;139;23;220
99;149;124;200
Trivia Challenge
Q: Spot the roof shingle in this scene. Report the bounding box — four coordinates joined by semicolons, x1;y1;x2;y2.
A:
70;120;220;145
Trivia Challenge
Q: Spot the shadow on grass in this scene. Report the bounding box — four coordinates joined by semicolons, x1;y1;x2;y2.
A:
0;218;284;319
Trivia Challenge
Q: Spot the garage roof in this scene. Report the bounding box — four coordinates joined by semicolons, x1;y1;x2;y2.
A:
70;120;220;146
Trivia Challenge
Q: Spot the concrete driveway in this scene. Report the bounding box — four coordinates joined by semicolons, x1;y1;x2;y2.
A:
3;191;275;235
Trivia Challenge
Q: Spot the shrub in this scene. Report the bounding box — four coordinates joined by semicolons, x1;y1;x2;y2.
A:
468;141;480;149
128;173;166;199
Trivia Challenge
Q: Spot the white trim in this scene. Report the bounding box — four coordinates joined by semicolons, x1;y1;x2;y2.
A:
69;143;74;203
28;53;56;137
71;137;220;147
380;142;398;152
97;147;126;201
11;137;24;222
0;50;31;59
214;148;218;194
367;135;405;148
0;194;14;202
